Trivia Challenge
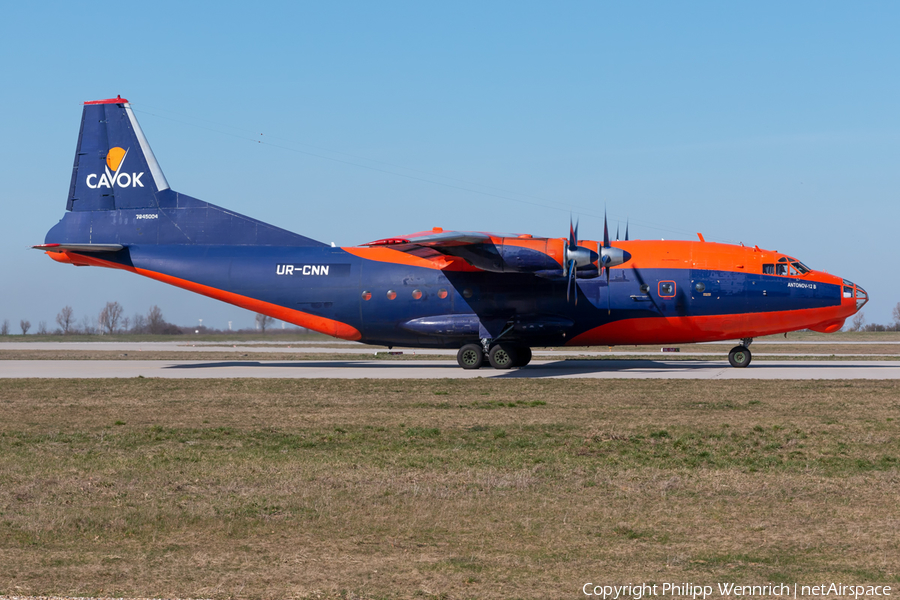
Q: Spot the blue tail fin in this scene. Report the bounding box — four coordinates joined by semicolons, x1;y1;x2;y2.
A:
47;96;325;247
67;96;170;212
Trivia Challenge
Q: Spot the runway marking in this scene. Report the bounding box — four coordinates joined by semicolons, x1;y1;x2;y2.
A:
3;359;900;379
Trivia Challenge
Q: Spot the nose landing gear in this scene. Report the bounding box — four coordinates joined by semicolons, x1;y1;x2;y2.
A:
728;338;753;368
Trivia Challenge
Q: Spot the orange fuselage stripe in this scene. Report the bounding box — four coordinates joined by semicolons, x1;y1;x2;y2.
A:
48;251;362;340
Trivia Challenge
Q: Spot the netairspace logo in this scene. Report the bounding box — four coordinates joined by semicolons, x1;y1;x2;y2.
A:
85;147;145;189
581;582;892;599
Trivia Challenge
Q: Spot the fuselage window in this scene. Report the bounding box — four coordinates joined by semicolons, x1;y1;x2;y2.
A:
411;289;423;300
763;264;774;274
386;290;397;300
640;284;650;294
361;291;372;301
694;282;706;293
437;288;448;299
659;281;675;297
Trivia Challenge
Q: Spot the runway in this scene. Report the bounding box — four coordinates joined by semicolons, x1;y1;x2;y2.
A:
3;359;900;379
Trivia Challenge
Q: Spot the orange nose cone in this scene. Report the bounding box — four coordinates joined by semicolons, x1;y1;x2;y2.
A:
106;147;126;171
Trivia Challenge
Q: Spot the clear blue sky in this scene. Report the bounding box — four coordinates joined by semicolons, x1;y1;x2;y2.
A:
2;1;898;331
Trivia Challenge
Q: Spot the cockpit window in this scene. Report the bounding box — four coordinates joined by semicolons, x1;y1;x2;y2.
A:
792;261;810;274
771;256;811;276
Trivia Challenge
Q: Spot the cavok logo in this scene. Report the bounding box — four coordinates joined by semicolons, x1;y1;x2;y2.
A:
85;147;144;189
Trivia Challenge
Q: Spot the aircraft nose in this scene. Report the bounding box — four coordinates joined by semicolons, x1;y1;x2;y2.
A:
844;279;869;312
855;285;869;311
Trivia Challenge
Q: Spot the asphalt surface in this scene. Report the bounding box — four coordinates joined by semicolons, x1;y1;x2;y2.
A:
3;359;900;379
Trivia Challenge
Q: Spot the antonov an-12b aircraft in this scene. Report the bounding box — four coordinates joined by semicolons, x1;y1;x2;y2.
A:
36;97;868;369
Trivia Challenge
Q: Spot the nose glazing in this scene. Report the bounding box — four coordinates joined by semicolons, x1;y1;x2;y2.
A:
845;279;869;311
855;285;868;311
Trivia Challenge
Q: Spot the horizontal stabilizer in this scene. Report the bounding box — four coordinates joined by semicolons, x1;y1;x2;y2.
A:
33;243;124;253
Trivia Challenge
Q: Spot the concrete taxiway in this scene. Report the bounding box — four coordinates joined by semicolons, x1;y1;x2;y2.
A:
3;359;900;379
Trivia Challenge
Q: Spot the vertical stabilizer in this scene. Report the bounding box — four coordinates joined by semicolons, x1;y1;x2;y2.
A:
48;96;325;247
68;96;169;211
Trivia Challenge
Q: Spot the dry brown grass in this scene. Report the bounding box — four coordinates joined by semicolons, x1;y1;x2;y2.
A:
0;379;897;599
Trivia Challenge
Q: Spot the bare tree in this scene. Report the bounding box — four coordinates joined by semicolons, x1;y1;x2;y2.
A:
37;321;48;335
0;320;8;335
131;313;147;334
147;305;166;334
256;313;274;333
893;302;900;327
20;320;31;335
849;312;865;332
80;315;95;335
98;301;124;335
56;306;75;335
122;316;130;332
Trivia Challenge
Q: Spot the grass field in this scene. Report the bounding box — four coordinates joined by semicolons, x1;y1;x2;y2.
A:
0;379;898;599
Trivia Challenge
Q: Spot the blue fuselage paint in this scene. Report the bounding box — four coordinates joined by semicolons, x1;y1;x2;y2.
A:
103;244;842;348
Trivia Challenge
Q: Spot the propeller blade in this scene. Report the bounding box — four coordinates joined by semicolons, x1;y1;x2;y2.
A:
606;266;611;314
616;222;620;242
566;260;577;304
603;209;610;248
625;219;629;241
568;216;579;250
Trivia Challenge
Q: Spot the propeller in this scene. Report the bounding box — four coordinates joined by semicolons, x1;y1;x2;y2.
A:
562;212;631;309
599;209;632;314
564;216;598;305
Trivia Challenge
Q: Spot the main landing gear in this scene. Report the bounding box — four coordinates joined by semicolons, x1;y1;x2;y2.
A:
457;342;532;370
728;338;753;368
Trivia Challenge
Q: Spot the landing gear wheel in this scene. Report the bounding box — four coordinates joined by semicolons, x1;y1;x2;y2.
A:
728;346;752;368
488;343;518;369
457;344;484;369
513;346;532;367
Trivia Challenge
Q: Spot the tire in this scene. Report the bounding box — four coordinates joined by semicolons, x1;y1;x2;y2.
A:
457;343;484;369
488;343;518;369
728;345;752;368
513;346;532;367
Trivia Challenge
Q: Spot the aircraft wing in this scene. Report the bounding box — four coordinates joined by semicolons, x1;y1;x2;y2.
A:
364;230;511;270
365;230;494;248
363;230;567;274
